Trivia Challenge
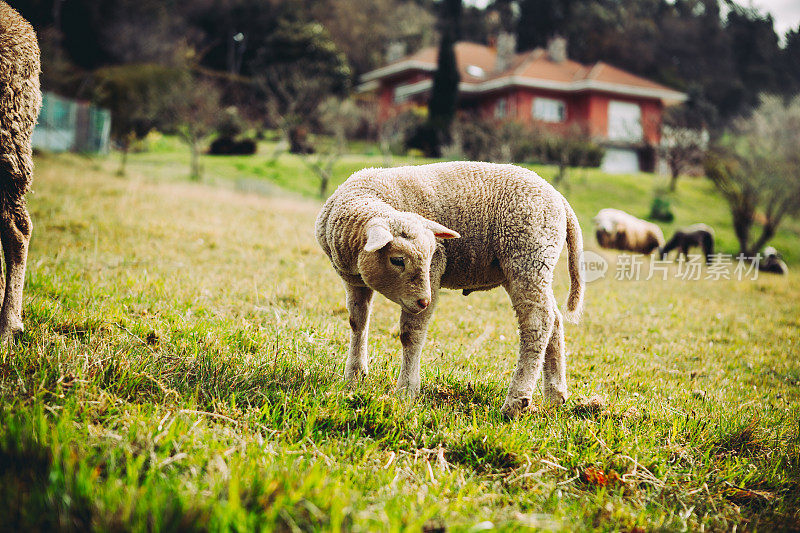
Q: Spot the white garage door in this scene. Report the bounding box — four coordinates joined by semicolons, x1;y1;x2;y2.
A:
601;148;640;174
608;101;642;141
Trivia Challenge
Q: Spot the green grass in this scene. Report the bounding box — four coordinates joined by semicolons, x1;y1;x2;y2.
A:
1;146;799;531
121;136;800;264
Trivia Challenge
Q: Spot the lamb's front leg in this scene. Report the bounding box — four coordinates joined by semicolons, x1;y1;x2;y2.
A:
397;302;436;397
397;249;445;397
344;283;374;380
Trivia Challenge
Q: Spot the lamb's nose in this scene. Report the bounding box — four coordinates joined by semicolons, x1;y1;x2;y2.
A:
417;298;430;309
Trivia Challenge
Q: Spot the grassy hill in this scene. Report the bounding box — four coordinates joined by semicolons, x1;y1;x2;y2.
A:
125;136;800;264
1;147;798;531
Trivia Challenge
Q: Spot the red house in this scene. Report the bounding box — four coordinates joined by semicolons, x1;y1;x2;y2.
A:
359;37;686;173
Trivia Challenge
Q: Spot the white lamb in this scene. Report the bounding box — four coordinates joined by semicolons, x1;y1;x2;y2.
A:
315;161;584;417
593;208;665;255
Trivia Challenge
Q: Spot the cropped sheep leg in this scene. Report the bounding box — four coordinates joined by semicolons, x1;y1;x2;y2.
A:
344;283;374;380
502;283;556;418
542;300;568;404
0;200;31;344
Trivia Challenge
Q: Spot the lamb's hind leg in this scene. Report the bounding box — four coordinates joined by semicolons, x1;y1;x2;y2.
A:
502;282;556;418
0;199;32;344
344;283;374;380
542;299;568;405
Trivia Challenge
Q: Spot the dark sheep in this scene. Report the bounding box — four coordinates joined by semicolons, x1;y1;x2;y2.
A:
660;223;715;264
759;247;788;275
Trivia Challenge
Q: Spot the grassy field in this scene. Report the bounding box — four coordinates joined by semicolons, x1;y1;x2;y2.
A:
1;146;799;531
123;135;800;264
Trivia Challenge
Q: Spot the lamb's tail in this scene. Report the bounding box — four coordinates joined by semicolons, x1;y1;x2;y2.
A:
562;197;584;324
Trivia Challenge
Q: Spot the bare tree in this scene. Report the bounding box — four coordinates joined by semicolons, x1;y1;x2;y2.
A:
706;94;800;255
91;64;185;176
659;106;707;191
303;98;365;197
551;123;600;187
659;126;706;191
260;66;333;154
172;79;221;181
376;109;422;166
253;19;350;154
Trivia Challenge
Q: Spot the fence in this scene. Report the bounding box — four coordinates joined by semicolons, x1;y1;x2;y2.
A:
32;91;112;154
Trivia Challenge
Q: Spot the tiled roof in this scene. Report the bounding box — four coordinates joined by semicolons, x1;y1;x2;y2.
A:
390;42;512;82
512;49;589;83
362;42;685;103
586;62;676;93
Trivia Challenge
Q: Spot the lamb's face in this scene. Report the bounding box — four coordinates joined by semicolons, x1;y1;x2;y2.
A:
593;214;616;234
365;230;436;314
358;214;459;314
763;246;778;259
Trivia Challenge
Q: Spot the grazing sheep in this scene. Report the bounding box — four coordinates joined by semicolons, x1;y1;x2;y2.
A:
759;246;788;275
316;161;584;418
660;223;715;264
593;208;664;255
0;2;41;344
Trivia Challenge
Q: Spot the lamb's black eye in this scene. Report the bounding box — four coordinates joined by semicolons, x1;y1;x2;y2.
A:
390;256;405;268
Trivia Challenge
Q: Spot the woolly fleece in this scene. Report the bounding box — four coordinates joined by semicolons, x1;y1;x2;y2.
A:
593;208;665;255
0;1;41;343
316;161;584;417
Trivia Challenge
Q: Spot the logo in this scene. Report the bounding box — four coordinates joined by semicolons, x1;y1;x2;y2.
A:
579;250;608;283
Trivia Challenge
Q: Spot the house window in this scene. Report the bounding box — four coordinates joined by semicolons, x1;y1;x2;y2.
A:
533;98;566;123
466;65;486;78
495;98;507;119
608;101;643;141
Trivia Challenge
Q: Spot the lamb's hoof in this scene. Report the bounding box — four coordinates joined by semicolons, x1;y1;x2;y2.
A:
396;381;420;399
501;397;536;419
544;388;569;406
0;316;23;346
344;367;368;382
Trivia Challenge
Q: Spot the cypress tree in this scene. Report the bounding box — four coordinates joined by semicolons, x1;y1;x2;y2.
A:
425;0;462;157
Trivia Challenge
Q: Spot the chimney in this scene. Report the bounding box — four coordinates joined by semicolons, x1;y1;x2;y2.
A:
547;36;567;63
494;32;516;73
386;41;407;63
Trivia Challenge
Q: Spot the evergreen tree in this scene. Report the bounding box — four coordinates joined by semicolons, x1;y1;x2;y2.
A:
783;26;800;96
424;0;462;157
724;6;782;116
516;0;572;51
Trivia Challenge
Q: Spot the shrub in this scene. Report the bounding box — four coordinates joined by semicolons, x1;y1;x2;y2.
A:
215;107;245;139
405;122;442;158
649;189;675;222
450;119;495;160
208;138;257;155
446;116;604;167
545;129;606;168
378;109;425;156
208;107;257;155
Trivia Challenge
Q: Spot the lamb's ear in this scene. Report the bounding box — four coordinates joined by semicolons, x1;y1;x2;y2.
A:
422;218;460;240
364;222;394;252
